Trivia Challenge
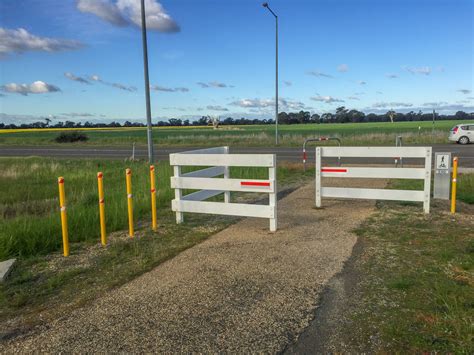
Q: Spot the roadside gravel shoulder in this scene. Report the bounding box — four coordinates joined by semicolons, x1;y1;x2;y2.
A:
1;179;383;352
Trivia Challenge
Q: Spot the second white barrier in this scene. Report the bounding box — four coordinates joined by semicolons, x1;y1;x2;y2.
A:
316;146;432;213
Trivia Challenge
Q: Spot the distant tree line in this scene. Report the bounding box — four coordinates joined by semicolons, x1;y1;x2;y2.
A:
1;108;472;129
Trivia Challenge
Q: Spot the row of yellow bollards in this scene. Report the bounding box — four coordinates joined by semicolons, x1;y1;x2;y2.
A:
58;166;158;257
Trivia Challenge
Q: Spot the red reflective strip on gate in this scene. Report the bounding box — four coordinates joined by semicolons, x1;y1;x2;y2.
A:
321;168;347;173
303;151;307;160
320;137;328;141
241;181;271;187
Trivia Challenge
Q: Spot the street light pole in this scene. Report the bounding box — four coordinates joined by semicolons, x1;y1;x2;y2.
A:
140;0;154;163
262;2;279;145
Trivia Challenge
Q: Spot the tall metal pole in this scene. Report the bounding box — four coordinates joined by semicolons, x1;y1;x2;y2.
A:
275;15;279;145
263;3;279;145
140;0;154;163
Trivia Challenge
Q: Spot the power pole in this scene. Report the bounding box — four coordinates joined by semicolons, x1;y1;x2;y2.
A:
140;0;154;163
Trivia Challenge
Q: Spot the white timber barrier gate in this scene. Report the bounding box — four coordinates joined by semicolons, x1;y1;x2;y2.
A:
316;146;432;213
170;147;277;231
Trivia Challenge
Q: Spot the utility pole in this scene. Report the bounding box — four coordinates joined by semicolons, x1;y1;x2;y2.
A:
140;0;154;163
262;2;279;145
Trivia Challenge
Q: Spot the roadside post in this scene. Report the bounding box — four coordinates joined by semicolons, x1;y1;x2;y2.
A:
126;168;134;237
97;172;107;245
451;157;458;214
57;177;69;257
434;152;451;200
150;165;157;231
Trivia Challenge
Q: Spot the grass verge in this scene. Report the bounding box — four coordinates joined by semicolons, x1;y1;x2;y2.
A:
344;179;474;352
0;157;307;259
0;157;311;338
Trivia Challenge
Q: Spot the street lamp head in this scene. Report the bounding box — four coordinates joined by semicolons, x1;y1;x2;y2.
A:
262;2;269;8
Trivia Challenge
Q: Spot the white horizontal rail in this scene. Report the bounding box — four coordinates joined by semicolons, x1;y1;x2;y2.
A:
170;153;275;167
182;189;223;201
321;167;426;179
321;187;425;202
171;177;274;193
182;166;225;178
321;146;429;158
178;146;228;155
172;200;275;218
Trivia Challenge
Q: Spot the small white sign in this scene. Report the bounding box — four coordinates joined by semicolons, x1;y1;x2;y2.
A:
436;154;449;170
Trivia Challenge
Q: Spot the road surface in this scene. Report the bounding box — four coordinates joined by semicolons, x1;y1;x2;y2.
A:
1;144;472;166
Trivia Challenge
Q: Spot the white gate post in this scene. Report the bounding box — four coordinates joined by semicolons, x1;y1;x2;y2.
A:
315;147;322;207
269;157;277;232
224;146;230;203
423;147;432;214
174;165;184;223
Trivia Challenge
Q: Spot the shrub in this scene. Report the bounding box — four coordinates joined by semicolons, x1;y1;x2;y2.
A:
54;132;88;143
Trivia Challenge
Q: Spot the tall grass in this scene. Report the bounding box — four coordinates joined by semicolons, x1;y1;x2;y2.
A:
0;158;299;259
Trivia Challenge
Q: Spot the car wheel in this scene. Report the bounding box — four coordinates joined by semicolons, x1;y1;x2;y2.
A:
458;136;470;145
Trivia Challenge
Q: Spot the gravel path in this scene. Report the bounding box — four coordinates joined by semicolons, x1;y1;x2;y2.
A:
1;180;381;353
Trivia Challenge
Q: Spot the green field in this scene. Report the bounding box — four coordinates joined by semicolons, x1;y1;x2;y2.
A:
1;120;473;147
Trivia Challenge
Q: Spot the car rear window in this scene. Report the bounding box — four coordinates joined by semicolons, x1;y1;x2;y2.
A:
460;126;468;130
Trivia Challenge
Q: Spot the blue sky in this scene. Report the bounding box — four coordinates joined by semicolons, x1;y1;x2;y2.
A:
0;0;473;124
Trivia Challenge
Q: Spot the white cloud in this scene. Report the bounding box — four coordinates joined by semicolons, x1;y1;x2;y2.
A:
151;85;189;92
76;0;180;33
310;95;344;104
337;64;349;72
279;98;307;110
357;80;367;85
423;102;448;107
206;105;229;111
1;81;61;95
0;27;83;58
61;112;95;117
307;71;333;78
457;89;471;95
229;98;307;111
64;72;90;84
197;81;231;88
230;98;274;108
90;74;136;92
347;96;360;100
76;0;127;26
284;80;292;86
372;101;413;108
376;91;383;94
403;66;431;75
386;73;398;79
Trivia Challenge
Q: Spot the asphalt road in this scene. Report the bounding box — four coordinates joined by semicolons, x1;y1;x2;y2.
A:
0;144;473;167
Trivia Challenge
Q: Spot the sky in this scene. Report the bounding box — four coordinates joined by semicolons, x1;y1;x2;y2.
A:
0;0;473;124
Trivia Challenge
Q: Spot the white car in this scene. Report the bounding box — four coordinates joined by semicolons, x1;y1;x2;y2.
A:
448;124;473;144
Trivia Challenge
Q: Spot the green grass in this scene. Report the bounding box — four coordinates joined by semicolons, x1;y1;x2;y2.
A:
0;157;306;259
0;157;310;333
389;173;474;205
0;212;235;327
2;120;472;147
352;202;474;352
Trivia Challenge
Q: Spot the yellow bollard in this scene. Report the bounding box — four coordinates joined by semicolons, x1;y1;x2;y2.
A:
150;165;157;231
451;157;458;214
58;177;69;257
97;172;107;245
126;168;134;237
